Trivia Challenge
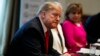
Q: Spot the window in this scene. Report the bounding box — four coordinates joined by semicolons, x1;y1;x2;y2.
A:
0;0;6;55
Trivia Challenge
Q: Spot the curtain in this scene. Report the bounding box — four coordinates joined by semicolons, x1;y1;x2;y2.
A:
1;0;20;56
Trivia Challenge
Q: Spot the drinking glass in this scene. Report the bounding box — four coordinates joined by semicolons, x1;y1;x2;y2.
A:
89;44;96;56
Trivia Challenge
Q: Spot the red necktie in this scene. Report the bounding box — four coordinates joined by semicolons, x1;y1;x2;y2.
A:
45;31;49;54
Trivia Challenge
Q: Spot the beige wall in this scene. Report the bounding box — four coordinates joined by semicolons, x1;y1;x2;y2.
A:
46;0;100;15
64;0;100;15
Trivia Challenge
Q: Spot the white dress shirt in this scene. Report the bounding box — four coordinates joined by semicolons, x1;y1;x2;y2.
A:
51;24;68;54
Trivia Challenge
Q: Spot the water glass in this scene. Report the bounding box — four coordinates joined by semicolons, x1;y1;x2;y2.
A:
89;44;96;56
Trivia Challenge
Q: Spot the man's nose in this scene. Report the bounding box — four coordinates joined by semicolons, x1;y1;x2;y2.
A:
56;16;60;21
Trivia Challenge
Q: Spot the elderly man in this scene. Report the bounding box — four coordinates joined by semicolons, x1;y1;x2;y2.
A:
6;1;71;56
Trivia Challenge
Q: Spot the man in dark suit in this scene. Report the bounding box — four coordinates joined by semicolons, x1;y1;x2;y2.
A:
6;2;66;56
84;13;100;44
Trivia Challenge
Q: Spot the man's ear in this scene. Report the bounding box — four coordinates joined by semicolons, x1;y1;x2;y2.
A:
41;11;45;18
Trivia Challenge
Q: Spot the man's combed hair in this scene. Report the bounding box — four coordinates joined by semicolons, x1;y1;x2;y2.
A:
36;2;62;15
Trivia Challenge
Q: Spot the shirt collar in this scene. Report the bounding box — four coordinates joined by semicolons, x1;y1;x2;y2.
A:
38;15;47;33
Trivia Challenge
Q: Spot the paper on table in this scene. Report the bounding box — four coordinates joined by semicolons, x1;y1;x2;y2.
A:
77;48;90;54
77;48;100;55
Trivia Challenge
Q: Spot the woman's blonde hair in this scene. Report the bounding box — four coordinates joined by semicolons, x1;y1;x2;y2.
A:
65;3;83;19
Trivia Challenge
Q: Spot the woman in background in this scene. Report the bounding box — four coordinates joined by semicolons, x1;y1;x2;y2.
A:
62;3;87;53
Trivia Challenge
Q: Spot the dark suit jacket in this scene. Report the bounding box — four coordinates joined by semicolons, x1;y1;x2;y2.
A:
6;17;60;56
84;13;100;43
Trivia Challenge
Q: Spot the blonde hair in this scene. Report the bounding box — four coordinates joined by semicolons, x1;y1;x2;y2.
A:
37;2;62;15
65;3;83;19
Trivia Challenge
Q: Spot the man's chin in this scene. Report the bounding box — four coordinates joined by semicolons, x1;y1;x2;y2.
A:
51;26;57;29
